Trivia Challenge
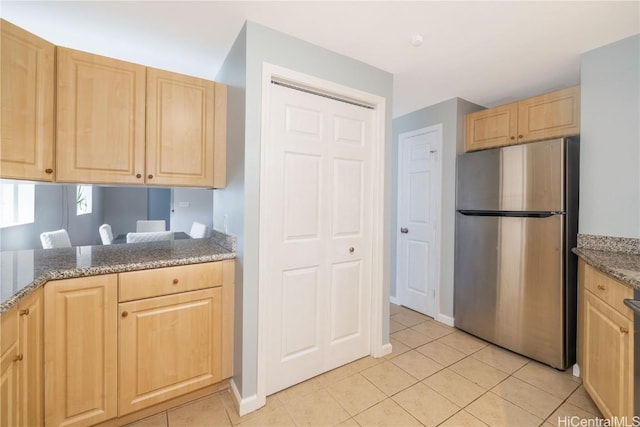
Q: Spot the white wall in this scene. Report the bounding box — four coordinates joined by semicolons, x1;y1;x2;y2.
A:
579;34;640;238
391;98;483;320
214;21;393;401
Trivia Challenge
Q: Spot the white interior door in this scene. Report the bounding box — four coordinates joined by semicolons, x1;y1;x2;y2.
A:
396;126;442;317
265;83;373;395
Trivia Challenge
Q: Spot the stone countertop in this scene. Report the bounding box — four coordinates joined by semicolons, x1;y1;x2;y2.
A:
573;248;640;291
0;232;236;314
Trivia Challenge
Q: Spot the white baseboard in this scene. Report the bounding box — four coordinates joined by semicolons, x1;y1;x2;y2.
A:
572;363;581;378
229;378;265;416
435;313;455;327
375;342;392;358
389;295;400;305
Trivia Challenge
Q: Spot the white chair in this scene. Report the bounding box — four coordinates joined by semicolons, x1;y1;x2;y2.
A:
99;224;113;245
126;231;174;243
40;229;72;249
189;222;208;239
136;220;166;232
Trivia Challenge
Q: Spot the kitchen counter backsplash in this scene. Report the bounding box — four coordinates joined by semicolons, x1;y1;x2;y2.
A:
0;233;237;314
574;233;640;290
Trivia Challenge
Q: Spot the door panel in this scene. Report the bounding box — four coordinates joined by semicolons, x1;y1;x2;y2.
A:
284;153;321;240
266;83;372;394
280;267;321;360
330;261;362;343
397;127;441;316
332;159;363;236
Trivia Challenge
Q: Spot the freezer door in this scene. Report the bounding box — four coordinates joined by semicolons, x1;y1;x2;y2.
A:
454;212;569;368
457;138;565;212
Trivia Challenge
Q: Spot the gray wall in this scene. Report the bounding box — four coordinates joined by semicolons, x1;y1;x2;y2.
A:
214;23;247;395
214;21;393;401
0;183;104;250
171;188;213;235
102;187;147;237
391;98;483;319
579;34;640;238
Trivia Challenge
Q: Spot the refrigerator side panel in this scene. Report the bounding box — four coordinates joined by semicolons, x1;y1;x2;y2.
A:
457;139;565;212
454;213;568;368
564;137;580;367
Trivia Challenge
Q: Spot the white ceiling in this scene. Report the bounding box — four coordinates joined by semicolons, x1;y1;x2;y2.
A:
3;1;638;117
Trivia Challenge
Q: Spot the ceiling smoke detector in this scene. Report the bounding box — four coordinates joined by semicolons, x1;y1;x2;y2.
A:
411;33;424;47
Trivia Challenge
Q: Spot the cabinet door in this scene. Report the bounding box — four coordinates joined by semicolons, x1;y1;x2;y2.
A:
19;287;43;427
582;290;633;419
464;102;518;152
44;275;118;427
517;86;580;143
56;47;146;185
146;68;219;187
1;19;55;181
0;307;19;427
119;288;222;415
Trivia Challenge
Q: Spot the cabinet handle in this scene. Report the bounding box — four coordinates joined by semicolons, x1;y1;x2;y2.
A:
510;136;515;140
349;247;355;253
19;308;29;316
13;354;23;362
148;174;154;179
518;134;523;139
136;173;142;179
122;311;128;318
173;278;179;285
45;168;53;174
597;284;606;291
620;326;629;334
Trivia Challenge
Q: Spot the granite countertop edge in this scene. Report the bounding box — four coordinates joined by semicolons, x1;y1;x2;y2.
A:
1;232;237;314
573;247;640;291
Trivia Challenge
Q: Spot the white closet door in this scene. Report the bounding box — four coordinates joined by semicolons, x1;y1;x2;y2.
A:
265;83;373;395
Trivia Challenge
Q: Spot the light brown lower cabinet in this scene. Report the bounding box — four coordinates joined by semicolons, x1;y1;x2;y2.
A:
44;275;118;427
578;260;634;420
118;288;222;415
41;260;234;426
1;287;44;427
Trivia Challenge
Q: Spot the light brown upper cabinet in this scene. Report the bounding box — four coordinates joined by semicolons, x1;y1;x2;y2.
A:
465;86;580;152
56;47;147;185
56;47;227;188
0;19;55;181
146;68;227;188
464;102;518;152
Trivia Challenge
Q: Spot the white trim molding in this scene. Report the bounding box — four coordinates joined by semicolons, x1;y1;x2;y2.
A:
256;62;387;414
435;313;455;327
229;378;265;417
389;295;400;305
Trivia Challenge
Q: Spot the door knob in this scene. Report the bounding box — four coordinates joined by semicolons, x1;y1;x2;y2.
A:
400;227;409;234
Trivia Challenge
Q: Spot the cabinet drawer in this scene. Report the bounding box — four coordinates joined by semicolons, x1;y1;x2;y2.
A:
119;262;222;302
583;263;634;319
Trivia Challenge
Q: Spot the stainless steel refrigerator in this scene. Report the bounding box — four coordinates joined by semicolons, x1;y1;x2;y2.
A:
454;138;579;370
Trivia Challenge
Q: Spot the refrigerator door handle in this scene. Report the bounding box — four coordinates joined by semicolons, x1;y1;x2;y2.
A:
457;210;561;218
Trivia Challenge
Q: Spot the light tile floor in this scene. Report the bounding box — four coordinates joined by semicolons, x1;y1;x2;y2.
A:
128;304;602;427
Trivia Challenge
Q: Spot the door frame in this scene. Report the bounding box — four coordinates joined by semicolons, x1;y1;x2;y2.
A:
395;125;443;317
253;63;388;414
